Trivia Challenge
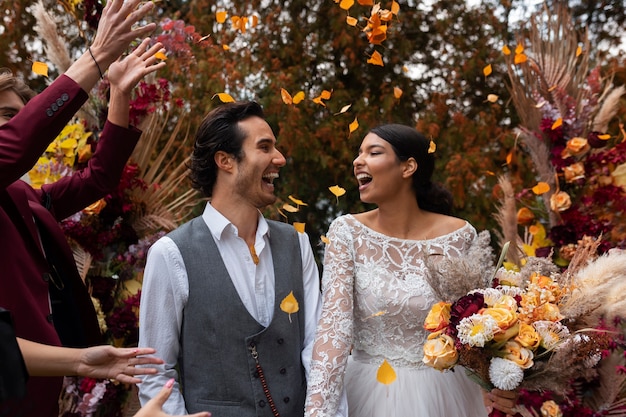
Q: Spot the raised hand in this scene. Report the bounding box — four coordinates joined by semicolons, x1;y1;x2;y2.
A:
108;38;167;96
76;346;164;384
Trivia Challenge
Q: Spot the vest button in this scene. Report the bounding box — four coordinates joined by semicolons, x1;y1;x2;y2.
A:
42;272;52;282
277;338;284;344
258;400;266;407
46;314;54;323
283;397;290;403
279;368;286;374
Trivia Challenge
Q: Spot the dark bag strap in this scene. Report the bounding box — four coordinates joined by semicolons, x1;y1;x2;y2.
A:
0;308;28;402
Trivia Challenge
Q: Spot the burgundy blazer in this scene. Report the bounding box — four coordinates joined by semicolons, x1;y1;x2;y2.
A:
0;75;141;417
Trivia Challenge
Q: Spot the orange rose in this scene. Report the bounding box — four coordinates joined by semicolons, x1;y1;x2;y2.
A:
563;162;585;183
550;191;571;212
424;301;451;332
540;400;563;417
563;137;590;157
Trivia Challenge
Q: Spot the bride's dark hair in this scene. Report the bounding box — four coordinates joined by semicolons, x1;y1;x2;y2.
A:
370;124;454;215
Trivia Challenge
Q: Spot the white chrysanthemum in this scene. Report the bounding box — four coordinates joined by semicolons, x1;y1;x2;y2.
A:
472;288;504;307
495;267;523;287
533;321;570;350
456;314;499;347
497;285;524;298
489;357;524;390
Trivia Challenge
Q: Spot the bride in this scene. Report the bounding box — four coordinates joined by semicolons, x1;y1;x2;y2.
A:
305;124;514;417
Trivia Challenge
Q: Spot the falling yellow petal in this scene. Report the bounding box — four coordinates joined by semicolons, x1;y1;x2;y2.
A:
213;93;235;103
349;117;359;135
288;195;308;206
376;359;397;385
551;118;563;130
346;15;358;26
32;61;48;77
222;44;231;51
216;10;227;23
502;45;511;55
292;91;306;104
532;182;550;195
335;104;352;115
576;45;582;57
428;140;436;154
282;203;299;213
329;185;346;203
486;94;498;103
515;43;524;54
598;134;610;140
154;51;167;61
280;291;300;323
393;86;403;99
293;222;306;233
483;64;492;77
321;235;330;244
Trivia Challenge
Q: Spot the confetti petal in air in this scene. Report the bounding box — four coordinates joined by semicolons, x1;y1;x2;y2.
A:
32;61;49;77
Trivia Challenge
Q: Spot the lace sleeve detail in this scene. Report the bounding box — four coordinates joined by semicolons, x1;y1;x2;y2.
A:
305;217;354;417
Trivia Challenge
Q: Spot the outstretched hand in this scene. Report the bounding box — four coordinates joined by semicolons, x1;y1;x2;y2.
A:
108;38;167;96
76;346;164;384
133;379;211;417
89;0;158;71
483;388;519;417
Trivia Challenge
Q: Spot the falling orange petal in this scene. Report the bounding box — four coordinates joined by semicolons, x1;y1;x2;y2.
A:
428;140;436;154
154;51;167;61
515;43;524;54
357;0;373;4
483;64;492;77
393;86;403;99
391;1;400;14
281;88;293;105
216;10;227;23
339;0;354;10
32;61;48;77
251;15;259;27
321;235;330;244
376;359;397;385
598;134;610;140
551;118;563;130
346;15;358;26
329;185;346;203
293;222;306;233
349;117;359;134
502;45;511;55
506;150;513;165
212;93;235;103
532;182;550;195
222;44;230;50
576;45;582;57
514;53;528;64
367;50;384;66
486;94;498;103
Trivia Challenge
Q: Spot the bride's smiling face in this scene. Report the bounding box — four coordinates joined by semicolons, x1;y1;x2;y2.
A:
353;133;406;204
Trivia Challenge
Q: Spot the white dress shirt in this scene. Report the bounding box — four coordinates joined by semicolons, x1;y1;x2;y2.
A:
137;202;324;414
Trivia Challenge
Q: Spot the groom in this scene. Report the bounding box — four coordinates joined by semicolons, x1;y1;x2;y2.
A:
138;101;336;416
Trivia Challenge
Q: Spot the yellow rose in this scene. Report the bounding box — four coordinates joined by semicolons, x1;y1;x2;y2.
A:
493;295;518;311
563;162;585;183
514;322;541;350
550;191;571;212
482;307;518;330
424;301;451;332
563;137;590;157
422;332;458;371
501;340;534;369
540;400;563;417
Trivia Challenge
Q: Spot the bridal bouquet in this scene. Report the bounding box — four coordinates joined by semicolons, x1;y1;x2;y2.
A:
422;239;626;404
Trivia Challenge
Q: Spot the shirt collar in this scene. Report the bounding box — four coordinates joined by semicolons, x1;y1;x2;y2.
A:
202;202;269;241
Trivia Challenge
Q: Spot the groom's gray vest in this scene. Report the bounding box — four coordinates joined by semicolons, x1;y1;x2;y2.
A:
168;217;306;417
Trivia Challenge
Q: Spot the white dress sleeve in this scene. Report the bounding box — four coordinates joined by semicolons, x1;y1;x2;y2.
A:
305;217;354;417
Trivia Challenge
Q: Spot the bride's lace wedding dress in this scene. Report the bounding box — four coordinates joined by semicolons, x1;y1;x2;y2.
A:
305;214;488;417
